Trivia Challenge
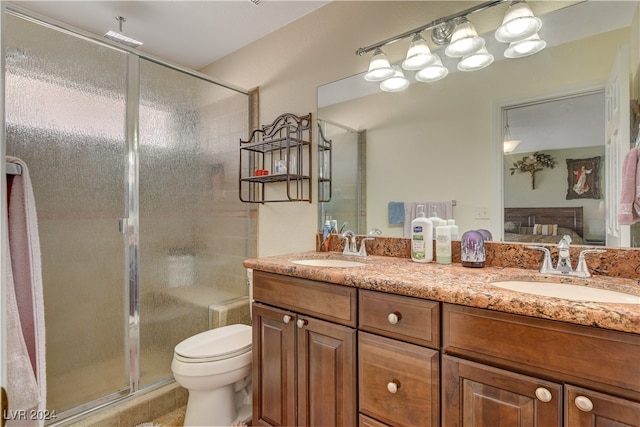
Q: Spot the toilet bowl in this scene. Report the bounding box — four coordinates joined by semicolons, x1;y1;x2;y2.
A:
171;323;252;426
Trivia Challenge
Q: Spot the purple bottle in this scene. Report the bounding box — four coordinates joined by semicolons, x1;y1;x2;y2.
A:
461;230;485;268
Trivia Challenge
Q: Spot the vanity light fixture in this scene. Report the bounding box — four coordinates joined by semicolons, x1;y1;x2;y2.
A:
504;33;546;58
445;17;485;58
495;1;542;43
356;0;545;91
402;33;438;70
457;47;494;72
364;47;395;81
380;66;410;92
503;110;522;153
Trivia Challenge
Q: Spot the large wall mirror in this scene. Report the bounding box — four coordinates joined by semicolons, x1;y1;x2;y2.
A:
317;0;639;248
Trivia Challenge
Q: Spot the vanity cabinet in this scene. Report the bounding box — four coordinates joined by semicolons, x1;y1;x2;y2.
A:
442;303;640;427
358;290;440;426
251;271;357;426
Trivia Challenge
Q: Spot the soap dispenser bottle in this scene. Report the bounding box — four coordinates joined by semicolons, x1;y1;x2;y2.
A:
411;205;433;263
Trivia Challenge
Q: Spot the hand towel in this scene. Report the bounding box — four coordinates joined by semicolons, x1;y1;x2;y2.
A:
387;202;405;224
5;156;46;426
618;148;640;225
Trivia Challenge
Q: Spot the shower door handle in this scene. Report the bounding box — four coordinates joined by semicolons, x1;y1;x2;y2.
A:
118;218;128;234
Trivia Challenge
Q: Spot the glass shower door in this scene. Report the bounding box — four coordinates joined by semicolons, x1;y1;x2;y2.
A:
137;59;251;388
5;13;129;413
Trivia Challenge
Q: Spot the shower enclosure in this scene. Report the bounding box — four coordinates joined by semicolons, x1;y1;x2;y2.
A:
4;7;255;420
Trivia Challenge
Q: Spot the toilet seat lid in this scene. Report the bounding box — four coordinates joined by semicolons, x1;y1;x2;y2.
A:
174;324;252;362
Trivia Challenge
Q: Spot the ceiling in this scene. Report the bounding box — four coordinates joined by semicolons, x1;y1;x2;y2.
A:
7;0;329;70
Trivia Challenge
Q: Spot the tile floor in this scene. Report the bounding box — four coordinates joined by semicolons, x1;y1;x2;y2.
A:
150;405;186;426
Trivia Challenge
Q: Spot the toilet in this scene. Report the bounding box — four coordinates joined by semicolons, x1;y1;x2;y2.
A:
171;323;252;426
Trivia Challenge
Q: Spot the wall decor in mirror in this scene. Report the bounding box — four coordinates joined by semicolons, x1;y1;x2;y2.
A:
317;1;640;248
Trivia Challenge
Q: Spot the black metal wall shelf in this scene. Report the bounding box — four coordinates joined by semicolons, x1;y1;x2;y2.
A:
239;112;312;203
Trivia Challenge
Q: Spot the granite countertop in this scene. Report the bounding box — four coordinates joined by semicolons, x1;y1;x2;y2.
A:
244;252;640;334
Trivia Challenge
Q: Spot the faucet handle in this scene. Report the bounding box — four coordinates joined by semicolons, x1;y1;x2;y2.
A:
359;236;376;256
526;245;553;274
575;248;606;278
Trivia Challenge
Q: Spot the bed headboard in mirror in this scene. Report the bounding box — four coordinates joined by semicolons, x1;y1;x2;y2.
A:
505;207;583;235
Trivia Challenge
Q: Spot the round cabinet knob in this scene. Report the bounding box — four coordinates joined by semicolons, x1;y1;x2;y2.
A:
574;396;594;412
387;380;400;394
296;319;308;329
535;387;553;403
282;315;293;324
387;312;402;325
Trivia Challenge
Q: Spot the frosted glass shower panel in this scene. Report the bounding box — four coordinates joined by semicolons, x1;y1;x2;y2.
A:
138;59;250;388
5;13;129;413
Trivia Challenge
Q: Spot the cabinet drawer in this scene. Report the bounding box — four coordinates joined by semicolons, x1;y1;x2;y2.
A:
443;303;640;400
359;289;439;348
253;270;357;327
359;332;439;427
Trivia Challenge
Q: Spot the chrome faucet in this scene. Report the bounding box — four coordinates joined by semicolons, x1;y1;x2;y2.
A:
341;228;381;257
527;235;605;278
341;230;358;256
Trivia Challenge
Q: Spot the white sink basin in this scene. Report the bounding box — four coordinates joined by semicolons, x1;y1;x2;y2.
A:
291;259;367;268
491;281;640;304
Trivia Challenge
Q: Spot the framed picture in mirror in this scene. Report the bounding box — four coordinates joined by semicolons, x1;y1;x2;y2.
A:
566;156;601;200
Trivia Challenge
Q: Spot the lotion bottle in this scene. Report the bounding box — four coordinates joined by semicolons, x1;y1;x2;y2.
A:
411;205;433;263
435;224;452;264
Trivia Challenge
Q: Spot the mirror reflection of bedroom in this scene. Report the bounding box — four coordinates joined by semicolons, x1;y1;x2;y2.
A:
502;92;606;246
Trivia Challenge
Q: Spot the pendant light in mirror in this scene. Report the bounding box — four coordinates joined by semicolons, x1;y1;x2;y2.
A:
380;66;410;92
415;54;448;82
503;110;522;153
504;33;546;58
457;47;494;72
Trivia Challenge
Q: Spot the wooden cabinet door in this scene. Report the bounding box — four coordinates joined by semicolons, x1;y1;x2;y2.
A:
359;332;440;427
252;303;297;427
297;314;357;426
565;385;640;427
442;355;562;427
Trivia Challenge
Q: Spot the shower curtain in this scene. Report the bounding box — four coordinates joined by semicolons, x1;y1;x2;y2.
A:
5;156;46;427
